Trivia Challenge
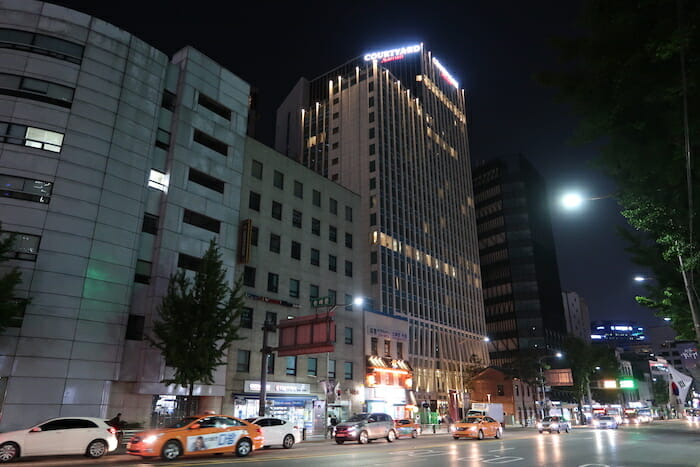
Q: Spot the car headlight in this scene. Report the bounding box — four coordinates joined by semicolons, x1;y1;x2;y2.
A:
593;420;600;427
347;426;357;432
450;425;456;432
469;426;477;431
537;423;543;429
143;434;164;444
550;423;559;429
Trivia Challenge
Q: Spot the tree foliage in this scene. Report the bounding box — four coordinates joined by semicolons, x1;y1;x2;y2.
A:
0;228;26;334
541;0;700;338
150;239;245;404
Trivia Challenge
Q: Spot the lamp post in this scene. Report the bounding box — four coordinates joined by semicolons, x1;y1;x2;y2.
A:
537;351;563;420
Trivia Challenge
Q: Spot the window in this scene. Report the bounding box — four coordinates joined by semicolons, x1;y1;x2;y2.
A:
345;233;353;248
345;206;353;221
369;96;374;107
344;327;353;344
332;142;339;149
370;213;377;226
310;248;320;266
267;354;275;374
307;357;318;376
384;340;391;356
310;284;319;299
243;266;256;287
142;213;158;234
183;209;221;233
344;361;353;380
269;233;280;253
292;210;302;228
155;128;170;150
177;253;201;271
313;189;321;207
369;112;375;123
265;311;277;328
397;342;403;359
344;261;353;277
369;160;376;172
161;90;176;110
332;127;339;134
193;129;227;156
330;198;338;215
273;170;284;189
237;350;250;372
332;112;339;119
371;337;378;355
0;173;52;204
198;92;231;120
148;169;167;192
289;278;299;298
369;178;376;190
0;122;64;153
134;260;151;284
328;254;337;272
515;384;520;396
294;180;303;198
125;314;145;340
497;384;505;396
267;272;279;293
286;357;297;376
240;307;253;328
248;191;261;211
344;293;353;311
371;251;377;264
291;241;301;260
311;218;320;236
328;359;337;379
369;144;376;155
189;168;224;193
328;289;336;304
369;128;375;139
251;226;259;246
371;271;378;284
368;81;374;92
0;72;74;108
251;160;263;179
0;28;84;64
329;225;337;242
271;201;282;220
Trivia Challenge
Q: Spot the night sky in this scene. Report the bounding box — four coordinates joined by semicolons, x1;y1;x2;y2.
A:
50;0;666;329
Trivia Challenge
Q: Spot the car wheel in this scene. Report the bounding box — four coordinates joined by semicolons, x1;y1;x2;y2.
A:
86;439;107;458
453;436;460;440
565;426;570;433
387;430;396;443
495;428;502;439
412;430;418;439
358;430;369;444
236;438;252;457
336;439;345;444
283;434;295;449
538;430;543;434
0;442;19;463
161;440;181;460
556;428;561;434
478;430;484;440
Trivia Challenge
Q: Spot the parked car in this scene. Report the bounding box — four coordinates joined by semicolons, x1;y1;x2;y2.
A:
452;416;502;440
126;414;263;460
537;416;571;434
334;413;396;444
244;417;300;449
621;414;640;425
0;416;118;463
592;415;618;429
394;419;421;438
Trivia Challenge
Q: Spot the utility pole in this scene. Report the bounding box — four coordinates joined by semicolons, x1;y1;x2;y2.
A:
258;319;275;417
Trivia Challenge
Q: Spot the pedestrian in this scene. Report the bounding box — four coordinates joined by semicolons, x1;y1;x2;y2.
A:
108;413;122;428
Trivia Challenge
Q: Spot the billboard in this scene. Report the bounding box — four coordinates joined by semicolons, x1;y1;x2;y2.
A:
544;368;573;386
276;310;336;357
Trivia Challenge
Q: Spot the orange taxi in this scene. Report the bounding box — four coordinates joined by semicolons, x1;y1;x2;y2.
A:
451;415;502;440
126;414;263;460
394;418;421;438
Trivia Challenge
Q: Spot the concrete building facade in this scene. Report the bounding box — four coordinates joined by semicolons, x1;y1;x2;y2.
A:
562;291;591;342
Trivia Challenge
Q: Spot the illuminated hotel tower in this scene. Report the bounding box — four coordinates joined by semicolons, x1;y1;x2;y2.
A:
276;44;488;411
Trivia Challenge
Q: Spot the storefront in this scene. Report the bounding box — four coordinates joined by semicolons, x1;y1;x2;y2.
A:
365;356;413;419
233;381;320;435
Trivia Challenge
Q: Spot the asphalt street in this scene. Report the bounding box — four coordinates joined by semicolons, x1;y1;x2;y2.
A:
9;420;700;467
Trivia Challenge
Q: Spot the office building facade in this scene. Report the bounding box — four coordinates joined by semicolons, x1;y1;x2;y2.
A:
562;291;591;342
473;156;567;367
0;0;252;430
275;44;488;414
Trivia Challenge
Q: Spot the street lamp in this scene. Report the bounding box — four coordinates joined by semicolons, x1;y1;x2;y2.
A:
560;192;613;210
537;352;563;420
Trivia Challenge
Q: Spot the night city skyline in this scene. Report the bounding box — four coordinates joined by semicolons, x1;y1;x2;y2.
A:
48;0;664;329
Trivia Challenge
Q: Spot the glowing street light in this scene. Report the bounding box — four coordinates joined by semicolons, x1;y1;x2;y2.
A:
561;193;584;209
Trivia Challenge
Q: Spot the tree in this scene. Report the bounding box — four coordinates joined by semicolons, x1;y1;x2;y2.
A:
540;0;700;341
150;239;245;414
0;228;26;333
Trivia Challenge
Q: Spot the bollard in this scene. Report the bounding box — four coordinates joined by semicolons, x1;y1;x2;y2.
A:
432;424;436;434
302;428;306;441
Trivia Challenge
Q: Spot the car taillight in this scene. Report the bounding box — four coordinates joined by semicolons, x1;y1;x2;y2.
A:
108;427;117;434
255;428;262;434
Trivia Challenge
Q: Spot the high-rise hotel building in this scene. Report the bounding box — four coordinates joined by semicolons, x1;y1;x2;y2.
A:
276;44;488;412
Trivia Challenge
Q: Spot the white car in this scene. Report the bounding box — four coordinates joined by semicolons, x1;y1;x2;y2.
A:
245;417;300;449
0;417;118;463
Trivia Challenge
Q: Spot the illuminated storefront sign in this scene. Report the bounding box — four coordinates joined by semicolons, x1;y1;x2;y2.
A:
364;44;421;63
603;380;618;389
619;379;636;389
244;380;310;394
432;57;459;88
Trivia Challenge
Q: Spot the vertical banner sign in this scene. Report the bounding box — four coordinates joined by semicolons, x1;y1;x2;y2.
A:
237;219;252;263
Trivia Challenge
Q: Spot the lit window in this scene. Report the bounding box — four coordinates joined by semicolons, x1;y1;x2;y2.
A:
148;169;168;192
24;126;63;152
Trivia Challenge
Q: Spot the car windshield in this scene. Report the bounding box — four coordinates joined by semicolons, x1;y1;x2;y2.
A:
346;413;370;422
244;418;256;423
599;416;613;421
166;416;199;428
543;417;559;422
460;417;481;424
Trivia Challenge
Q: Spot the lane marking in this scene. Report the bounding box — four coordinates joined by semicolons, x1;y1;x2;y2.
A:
489;447;516;452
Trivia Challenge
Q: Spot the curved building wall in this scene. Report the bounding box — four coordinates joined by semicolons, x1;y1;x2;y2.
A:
0;0;250;430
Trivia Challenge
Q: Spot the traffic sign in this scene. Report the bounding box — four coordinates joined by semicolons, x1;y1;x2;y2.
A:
311;296;333;307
